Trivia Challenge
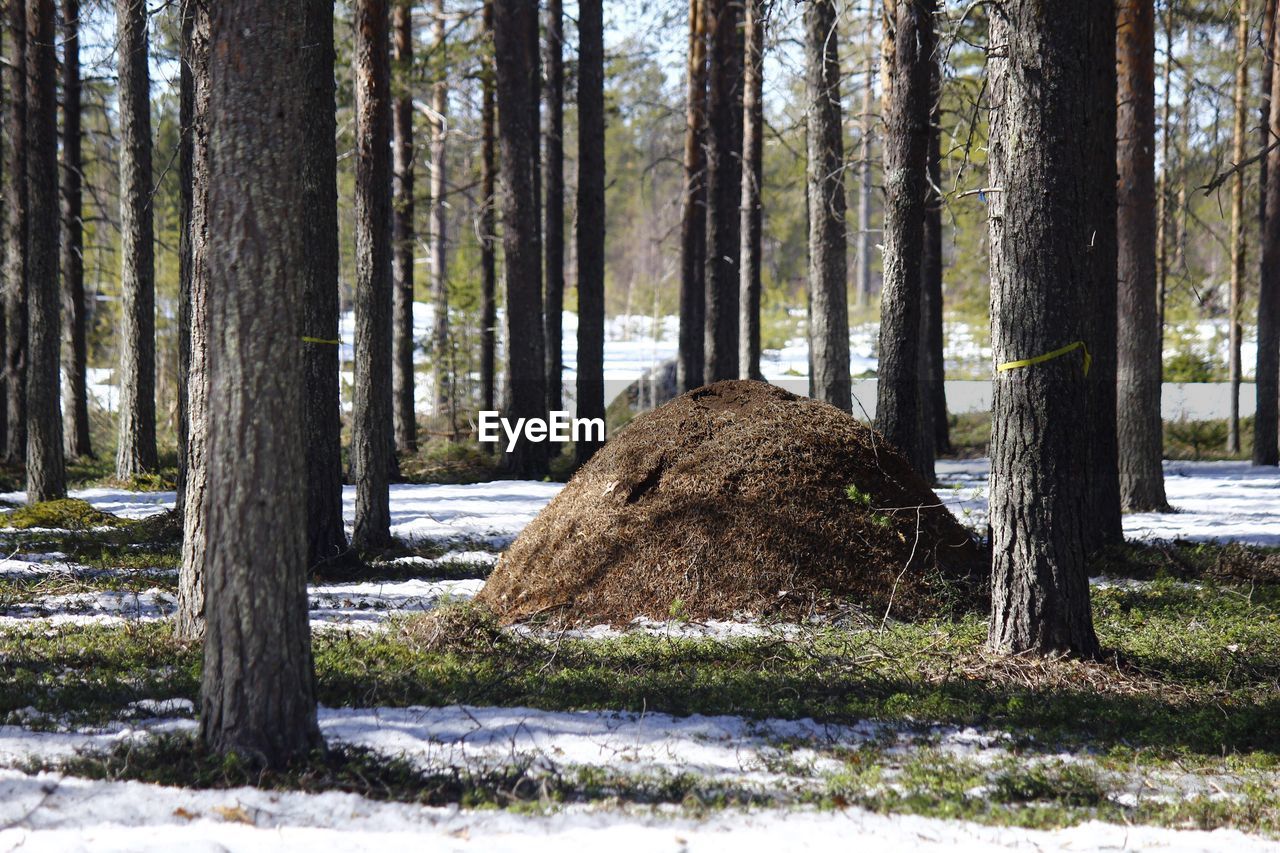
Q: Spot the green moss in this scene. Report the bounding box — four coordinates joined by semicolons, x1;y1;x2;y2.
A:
0;499;132;531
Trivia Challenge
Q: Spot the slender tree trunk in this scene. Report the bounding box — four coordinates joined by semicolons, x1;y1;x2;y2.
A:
199;0;321;767
738;0;763;381
544;0;565;409
0;17;8;454
480;0;497;415
176;0;209;641
303;0;348;571
493;0;547;477
391;0;417;454
576;0;605;465
1228;0;1250;454
1154;1;1172;362
876;0;933;474
1117;0;1168;509
987;0;1102;657
804;0;851;411
856;4;876;310
703;0;742;382
428;0;450;422
60;0;90;460
25;0;64;502
677;0;707;392
921;45;948;465
1262;0;1276;231
352;0;394;547
1258;2;1280;467
5;0;27;468
115;0;158;479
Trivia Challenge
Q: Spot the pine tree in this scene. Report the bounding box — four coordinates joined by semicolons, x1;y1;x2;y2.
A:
391;0;417;454
576;0;605;465
60;0;91;460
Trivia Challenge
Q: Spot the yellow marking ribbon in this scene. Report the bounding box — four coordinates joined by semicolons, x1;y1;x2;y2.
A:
301;336;341;345
997;340;1091;377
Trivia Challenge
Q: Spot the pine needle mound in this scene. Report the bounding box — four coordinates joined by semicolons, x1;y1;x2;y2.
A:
479;380;988;625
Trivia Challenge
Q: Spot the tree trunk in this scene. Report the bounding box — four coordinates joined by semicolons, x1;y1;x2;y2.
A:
352;0;394;547
703;0;742;382
738;0;763;381
804;0;851;412
1154;0;1173;368
576;0;605;466
855;6;876;310
1258;0;1280;467
60;0;90;460
25;0;64;503
391;0;416;454
428;0;450;424
1116;0;1168;509
493;0;547;478
920;44;948;468
986;0;1101;657
544;0;565;410
480;0;497;415
176;0;209;641
677;0;707;392
303;0;348;571
876;0;932;476
5;0;27;468
199;0;321;768
1228;0;1249;454
0;16;8;454
115;0;158;479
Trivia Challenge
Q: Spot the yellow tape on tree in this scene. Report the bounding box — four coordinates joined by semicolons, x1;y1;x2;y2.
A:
301;336;341;345
996;340;1091;377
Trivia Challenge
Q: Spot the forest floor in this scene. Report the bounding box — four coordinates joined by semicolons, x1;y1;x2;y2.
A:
0;461;1278;850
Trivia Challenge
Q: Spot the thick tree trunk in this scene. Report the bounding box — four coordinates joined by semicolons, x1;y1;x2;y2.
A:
804;0;851;411
199;0;321;767
986;0;1101;657
677;0;707;392
920;47;947;470
115;0;158;479
703;0;743;382
855;7;876;310
303;0;349;571
493;0;547;477
5;0;27;468
60;0;90;460
738;0;763;381
1228;0;1249;454
544;0;565;409
876;0;933;476
1258;1;1280;467
576;0;605;465
428;0;450;425
352;0;395;547
25;0;64;503
391;0;416;454
1116;0;1168;509
176;0;209;641
480;0;497;415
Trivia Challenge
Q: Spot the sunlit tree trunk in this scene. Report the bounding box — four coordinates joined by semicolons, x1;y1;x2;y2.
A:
391;0;416;454
60;0;90;460
738;0;763;381
1228;0;1250;454
677;0;707;392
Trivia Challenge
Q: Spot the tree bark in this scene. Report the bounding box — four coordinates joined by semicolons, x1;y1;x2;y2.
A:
738;0;763;381
1154;0;1173;370
804;0;851;412
199;0;321;767
576;0;605;465
677;0;707;392
176;0;209;641
428;0;450;425
352;0;395;547
544;0;565;409
480;0;497;415
493;0;547;477
5;0;27;468
1228;0;1249;454
1258;0;1280;467
115;0;158;479
60;0;90;460
855;5;876;310
303;0;349;571
25;0;64;503
920;42;948;468
876;0;932;476
391;0;417;454
703;0;743;382
1116;0;1168;509
986;0;1101;657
